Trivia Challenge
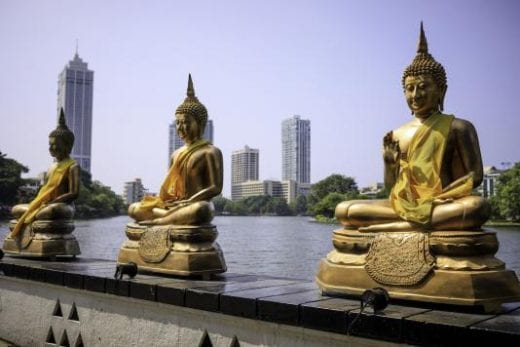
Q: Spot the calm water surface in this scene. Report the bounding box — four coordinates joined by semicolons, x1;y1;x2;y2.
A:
1;216;519;281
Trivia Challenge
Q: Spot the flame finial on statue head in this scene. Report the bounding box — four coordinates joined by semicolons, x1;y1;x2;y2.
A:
175;74;208;135
417;21;428;55
50;108;75;152
187;73;195;99
402;22;448;110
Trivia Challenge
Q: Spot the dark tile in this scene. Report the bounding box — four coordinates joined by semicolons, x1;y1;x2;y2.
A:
155;277;224;307
128;277;180;302
44;268;65;286
79;267;118;293
161;280;226;310
186;278;299;312
0;262;15;276
346;304;430;342
106;278;130;296
467;308;520;345
301;298;359;333
403;308;494;346
185;287;221;311
84;274;106;293
257;290;327;325
63;272;84;289
11;264;31;279
27;267;47;282
156;283;187;306
220;282;317;319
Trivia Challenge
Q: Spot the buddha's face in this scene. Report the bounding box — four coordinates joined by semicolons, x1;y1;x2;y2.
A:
404;75;442;118
175;113;200;144
49;136;69;161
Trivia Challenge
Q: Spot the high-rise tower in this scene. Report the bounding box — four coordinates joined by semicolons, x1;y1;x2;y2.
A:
282;115;311;184
231;145;259;200
57;52;94;172
168;119;214;165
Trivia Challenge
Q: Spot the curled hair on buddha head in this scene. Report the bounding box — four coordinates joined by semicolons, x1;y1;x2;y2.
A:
49;108;75;153
402;22;448;111
175;74;208;137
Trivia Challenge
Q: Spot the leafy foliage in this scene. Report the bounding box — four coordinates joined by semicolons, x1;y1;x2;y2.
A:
74;168;126;218
290;194;308;215
0;151;28;206
213;195;293;216
307;174;359;218
493;162;520;222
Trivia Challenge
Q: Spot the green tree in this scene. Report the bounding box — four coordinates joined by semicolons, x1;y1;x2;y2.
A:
0;151;28;206
493;162;520;222
307;174;359;217
310;192;352;218
74;168;125;218
212;195;229;215
308;174;358;205
265;197;292;216
290;194;308;215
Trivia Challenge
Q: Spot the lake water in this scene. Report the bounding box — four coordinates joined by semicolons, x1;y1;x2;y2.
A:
1;216;519;281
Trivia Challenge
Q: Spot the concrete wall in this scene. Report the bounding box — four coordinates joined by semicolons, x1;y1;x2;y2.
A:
0;276;395;347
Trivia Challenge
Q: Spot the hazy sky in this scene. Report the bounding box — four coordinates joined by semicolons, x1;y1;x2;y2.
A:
1;0;519;197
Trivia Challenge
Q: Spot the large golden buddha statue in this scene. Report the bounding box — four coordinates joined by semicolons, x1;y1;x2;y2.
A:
117;75;226;277
336;24;490;232
316;24;520;311
3;109;81;257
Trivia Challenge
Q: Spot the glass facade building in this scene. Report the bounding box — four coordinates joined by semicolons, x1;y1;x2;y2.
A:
282;115;311;184
57;53;94;173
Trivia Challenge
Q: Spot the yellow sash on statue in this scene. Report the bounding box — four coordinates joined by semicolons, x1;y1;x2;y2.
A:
11;158;76;237
390;113;473;225
139;139;209;211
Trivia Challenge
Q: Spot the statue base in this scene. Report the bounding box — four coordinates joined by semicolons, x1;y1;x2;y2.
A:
315;229;520;312
117;223;227;277
2;219;80;258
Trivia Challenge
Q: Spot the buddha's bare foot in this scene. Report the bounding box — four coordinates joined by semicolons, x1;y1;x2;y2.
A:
433;198;453;206
138;220;156;226
358;221;415;232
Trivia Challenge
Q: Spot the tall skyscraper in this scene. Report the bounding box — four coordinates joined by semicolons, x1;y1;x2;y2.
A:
231;145;259;200
168;119;214;164
57;52;94;173
282;115;311;184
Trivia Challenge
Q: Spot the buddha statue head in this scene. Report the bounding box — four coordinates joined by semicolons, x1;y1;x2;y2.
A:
175;74;208;143
49;108;75;160
402;22;448;116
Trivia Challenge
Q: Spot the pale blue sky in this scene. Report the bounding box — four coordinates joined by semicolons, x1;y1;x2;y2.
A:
1;0;518;197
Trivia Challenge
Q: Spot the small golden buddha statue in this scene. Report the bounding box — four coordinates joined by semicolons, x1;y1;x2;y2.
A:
117;75;226;277
3;109;81;257
316;23;520;311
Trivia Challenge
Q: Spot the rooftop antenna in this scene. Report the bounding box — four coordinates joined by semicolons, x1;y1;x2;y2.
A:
75;39;79;57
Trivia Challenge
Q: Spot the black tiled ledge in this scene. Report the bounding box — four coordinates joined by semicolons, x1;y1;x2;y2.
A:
1;257;519;346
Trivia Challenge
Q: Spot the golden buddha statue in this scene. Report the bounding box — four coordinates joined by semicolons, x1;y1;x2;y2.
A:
335;24;489;232
117;75;226;277
3;109;81;257
316;23;520;311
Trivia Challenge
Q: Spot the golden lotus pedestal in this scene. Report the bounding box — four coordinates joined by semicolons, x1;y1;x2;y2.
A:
316;229;520;312
117;223;227;277
2;219;80;258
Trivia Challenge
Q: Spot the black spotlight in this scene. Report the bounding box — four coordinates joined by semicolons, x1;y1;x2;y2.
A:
347;287;390;335
114;262;138;280
361;287;390;313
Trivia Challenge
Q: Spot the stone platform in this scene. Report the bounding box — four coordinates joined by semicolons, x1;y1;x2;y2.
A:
2;219;80;258
117;223;226;276
0;256;519;346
